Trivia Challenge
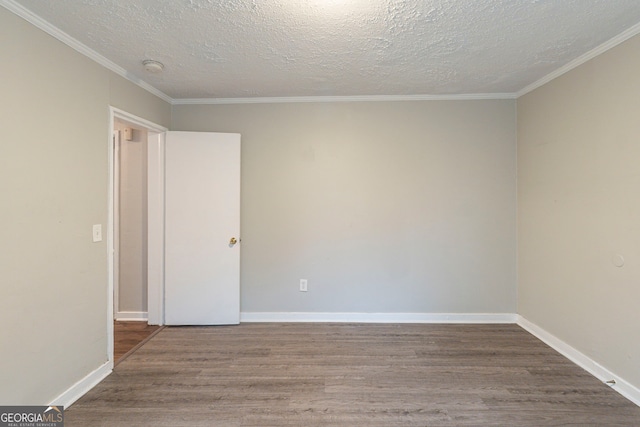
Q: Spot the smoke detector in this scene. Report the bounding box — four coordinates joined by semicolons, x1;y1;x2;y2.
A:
142;60;164;74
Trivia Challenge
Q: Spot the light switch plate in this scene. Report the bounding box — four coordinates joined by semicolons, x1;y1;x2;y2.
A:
92;224;102;242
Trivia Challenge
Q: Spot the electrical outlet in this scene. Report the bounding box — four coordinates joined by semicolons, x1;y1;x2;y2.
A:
300;279;308;292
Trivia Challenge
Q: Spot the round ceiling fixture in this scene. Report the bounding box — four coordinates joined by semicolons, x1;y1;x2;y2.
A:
142;59;164;74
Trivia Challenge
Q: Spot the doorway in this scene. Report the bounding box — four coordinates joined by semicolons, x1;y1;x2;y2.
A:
107;109;241;365
108;108;167;366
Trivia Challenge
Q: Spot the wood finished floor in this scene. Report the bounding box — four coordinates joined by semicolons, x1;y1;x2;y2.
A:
114;321;162;365
67;323;640;426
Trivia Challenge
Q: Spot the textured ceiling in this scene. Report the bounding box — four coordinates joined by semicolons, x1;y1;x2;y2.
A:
9;0;640;100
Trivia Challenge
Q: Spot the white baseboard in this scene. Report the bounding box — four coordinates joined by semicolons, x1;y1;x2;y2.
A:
115;311;148;321
517;315;640;407
240;312;517;324
49;361;112;408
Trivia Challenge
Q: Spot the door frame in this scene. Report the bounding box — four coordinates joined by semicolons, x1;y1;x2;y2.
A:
112;128;120;319
108;107;167;364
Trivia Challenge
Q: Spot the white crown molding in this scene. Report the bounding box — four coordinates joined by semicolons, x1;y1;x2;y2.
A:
517;315;640;407
240;312;517;323
1;0;173;104
173;93;517;105
49;361;112;408
517;21;640;98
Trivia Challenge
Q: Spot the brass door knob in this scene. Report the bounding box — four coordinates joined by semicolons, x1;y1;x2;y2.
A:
229;237;238;245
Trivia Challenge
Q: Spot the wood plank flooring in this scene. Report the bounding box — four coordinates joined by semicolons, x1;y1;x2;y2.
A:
67;323;640;426
114;321;162;365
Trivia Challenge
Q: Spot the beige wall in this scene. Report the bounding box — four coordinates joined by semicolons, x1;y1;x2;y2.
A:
110;75;171;128
0;7;170;404
518;34;640;388
115;122;148;316
173;100;517;314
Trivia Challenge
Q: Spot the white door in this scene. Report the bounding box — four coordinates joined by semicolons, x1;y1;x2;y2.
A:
164;131;241;325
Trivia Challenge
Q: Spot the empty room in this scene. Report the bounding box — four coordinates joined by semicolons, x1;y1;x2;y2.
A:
1;1;640;425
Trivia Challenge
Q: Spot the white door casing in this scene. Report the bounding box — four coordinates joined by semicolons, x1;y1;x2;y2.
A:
163;131;241;325
109;107;167;363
